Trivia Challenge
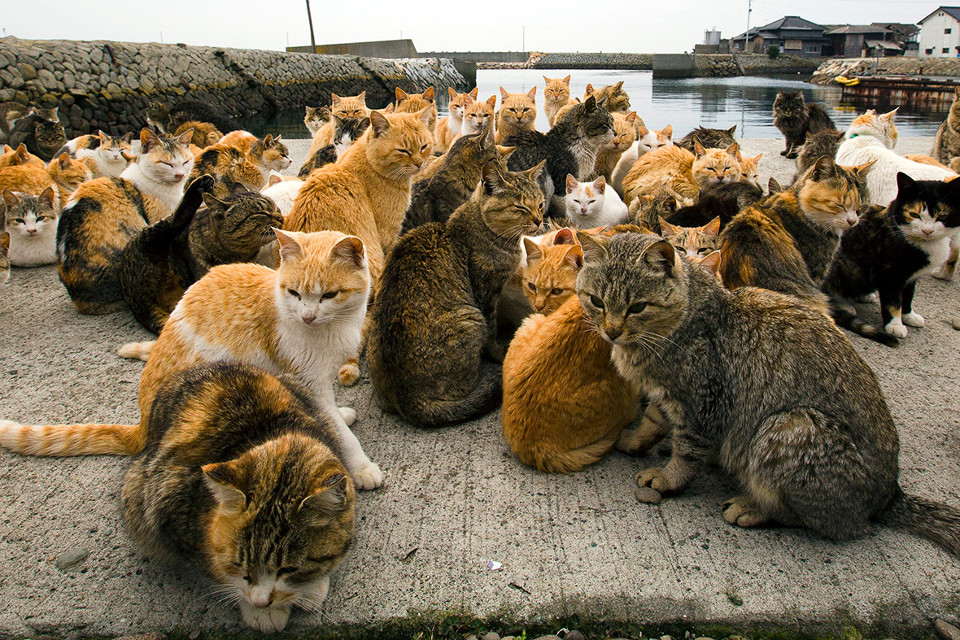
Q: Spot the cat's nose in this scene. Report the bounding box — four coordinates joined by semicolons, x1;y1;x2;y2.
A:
923;228;933;236
301;311;317;324
845;213;859;227
605;327;622;341
174;173;185;181
27;229;37;236
250;587;272;609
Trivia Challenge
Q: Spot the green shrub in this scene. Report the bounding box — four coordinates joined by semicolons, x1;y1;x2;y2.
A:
767;45;781;59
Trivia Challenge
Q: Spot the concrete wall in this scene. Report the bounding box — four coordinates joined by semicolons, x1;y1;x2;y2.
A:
289;39;418;59
0;37;468;137
420;51;530;64
652;53;696;78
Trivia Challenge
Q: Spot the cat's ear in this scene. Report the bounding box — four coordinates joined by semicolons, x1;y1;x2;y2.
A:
563;75;571;85
895;171;916;194
422;87;435;102
38;186;56;209
175;128;194;147
593;176;606;194
576;231;609;262
697;250;722;277
369;111;391;137
356;117;371;136
881;107;899;122
331;93;342;106
584;83;594;97
848;159;876;178
811;155;837;181
201;192;229;214
768;177;783;194
526;86;537;102
140;128;161;153
566;174;578;194
614;81;624;92
274;228;304;261
202;461;247;513
701;216;722;236
583;95;598;113
725;142;739;157
3;144;12;153
644;240;682;278
481;162;507;195
524;159;547;183
865;109;877;116
357;91;366;104
395;87;408;102
553;228;576;245
564;244;584;269
485;95;497;109
500;86;510;100
448;87;457;100
543;75;551;84
299;470;351;526
662;124;673;140
469;87;479;99
98;130;109;143
331;235;366;268
495;145;515;161
523;237;542;263
750;152;762;164
262;134;274;146
267;172;284;187
2;190;20;210
57;152;72;170
626;111;638;125
383;103;395;113
727;125;737;136
416;106;435;129
658;216;678;234
121;131;134;143
693;139;706;158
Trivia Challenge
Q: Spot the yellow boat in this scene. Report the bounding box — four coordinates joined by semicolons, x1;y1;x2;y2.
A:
835;76;861;86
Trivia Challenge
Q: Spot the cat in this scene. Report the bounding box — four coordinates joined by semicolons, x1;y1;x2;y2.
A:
577;230;960;556
121;362;355;633
824;173;960;340
595;111;638;181
610;125;674;197
773;91;837;159
0;102;33;144
304;105;330;136
0;152;92;210
3;188;59;266
737;152;762;189
249;134;292;179
502;293;639;473
665;181;764;231
506;96;615;218
308;92;369;155
174;121;223;148
191;144;265;191
496;87;537;145
394;87;437;137
520;228;583;314
118;177;284;334
163;99;242;134
367;160;545;428
298;116;370;178
261;175;305;217
584;81;631;113
436;87;478;153
9;110;65;161
622;141;741;207
0;143;46;168
56;128;195;314
719;156;871;313
543;75;573;127
659;216;721;260
46;153;94;208
56;130;134;178
0;231;8;284
462;95;497;136
676;125;736;152
795;128;845;176
403;127;512;233
933;87;960;166
563;175;628;229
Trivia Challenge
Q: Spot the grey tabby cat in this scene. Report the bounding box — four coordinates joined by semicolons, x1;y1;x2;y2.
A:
0;231;9;285
934;87;960;166
575;231;960;555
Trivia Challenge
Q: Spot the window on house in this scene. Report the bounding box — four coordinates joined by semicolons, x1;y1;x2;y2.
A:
947;28;953;34
927;48;935;54
944;47;951;53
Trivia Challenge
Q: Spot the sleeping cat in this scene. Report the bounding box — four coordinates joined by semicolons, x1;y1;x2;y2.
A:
496;87;537;145
0;143;46;168
610;125;673;197
121;362;355;633
436;87;478;153
304;105;330;136
174;121;223;148
367;161;545;428
56;130;134;178
462;95;497;136
676;125;736;152
824;173;960;339
0;152;92;210
563;175;628;229
622;141;741;207
934;87;960;166
298;116;370;178
773;91;837;159
595;111;638;181
0;231;8;284
543;75;573;127
3;188;59;266
57;128;195;314
578;231;960;556
659;216;721;260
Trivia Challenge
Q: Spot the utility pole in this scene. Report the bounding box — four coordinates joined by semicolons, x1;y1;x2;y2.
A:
306;0;317;52
745;0;752;52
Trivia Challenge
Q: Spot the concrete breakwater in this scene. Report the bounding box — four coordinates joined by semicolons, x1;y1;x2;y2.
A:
811;56;960;84
0;36;470;137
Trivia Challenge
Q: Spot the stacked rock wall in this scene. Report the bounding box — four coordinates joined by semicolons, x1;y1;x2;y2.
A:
811;57;960;84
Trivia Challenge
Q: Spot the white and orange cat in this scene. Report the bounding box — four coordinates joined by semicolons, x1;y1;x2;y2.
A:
610;124;673;197
59;130;134;178
495;87;537;144
563;175;628;229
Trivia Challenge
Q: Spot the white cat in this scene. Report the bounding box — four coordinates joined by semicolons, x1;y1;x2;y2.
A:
261;173;305;217
69;131;133;178
836;108;957;206
564;175;628;229
610;124;673;197
3;188;59;267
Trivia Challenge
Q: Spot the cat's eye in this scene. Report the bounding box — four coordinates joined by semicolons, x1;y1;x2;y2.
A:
288;289;301;299
277;566;299;577
589;295;604;309
420;144;428;151
551;288;563;296
322;290;339;300
397;149;411;155
526;282;536;291
628;302;647;314
698;248;711;255
674;245;685;252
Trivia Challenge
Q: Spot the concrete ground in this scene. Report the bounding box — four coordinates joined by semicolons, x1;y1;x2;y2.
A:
0;137;958;639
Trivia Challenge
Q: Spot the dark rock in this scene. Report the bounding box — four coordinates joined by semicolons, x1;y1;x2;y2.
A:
951;318;960;331
635;487;663;504
562;632;585;640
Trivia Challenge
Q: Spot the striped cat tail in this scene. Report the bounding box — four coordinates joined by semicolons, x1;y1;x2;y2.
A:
0;419;144;456
118;340;156;361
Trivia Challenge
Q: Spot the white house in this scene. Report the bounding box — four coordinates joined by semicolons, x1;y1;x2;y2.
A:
918;6;960;57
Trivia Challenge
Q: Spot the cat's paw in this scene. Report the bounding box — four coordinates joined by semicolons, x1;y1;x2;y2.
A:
188;173;215;194
352;461;384;490
885;318;908;338
338;361;360;387
722;496;771;528
635;467;683;495
338;407;357;427
902;312;925;328
857;292;878;303
239;602;291;634
933;262;956;280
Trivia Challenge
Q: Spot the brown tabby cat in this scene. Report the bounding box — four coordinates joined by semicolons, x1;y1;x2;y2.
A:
934;87;960;166
308;92;370;156
543;75;573;127
659;216;722;260
496;87;537;145
584;81;631;113
622;141;741;206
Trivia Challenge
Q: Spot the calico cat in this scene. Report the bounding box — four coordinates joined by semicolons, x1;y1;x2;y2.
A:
9;113;67;162
506;96;614;218
57;128;195;314
563;175;628;229
3;188;59;266
543;75;573;127
462;95;497;136
304;105;330;136
622;141;741;207
249;134;292;179
496;87;537;145
824;173;960;339
719;156;871;312
578;231;960;556
436;87;478;153
0;143;46;168
676;125;736;152
174;121;223;148
56;130;134;178
0;231;9;284
933;87;960;166
584;81;631;113
773;91;837;159
595;111;638;181
659;216;721;260
610;125;674;197
308;92;370;155
795;128;844;176
190;144;265;191
520;229;583;314
367;161;545;428
121;362;355;633
298;116;370;178
403;127;512;233
119;178;284;334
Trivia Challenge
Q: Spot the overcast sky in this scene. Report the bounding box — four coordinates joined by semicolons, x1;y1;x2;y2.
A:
0;1;944;54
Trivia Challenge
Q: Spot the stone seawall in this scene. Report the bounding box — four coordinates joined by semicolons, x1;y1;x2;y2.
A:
0;37;469;137
811;56;960;84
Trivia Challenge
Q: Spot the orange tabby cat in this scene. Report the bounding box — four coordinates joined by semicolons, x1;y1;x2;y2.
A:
0;153;91;210
496;87;537;144
0;143;46;168
436;87;479;153
737;151;763;189
521;231;583;314
462;95;497;139
308;92;370;156
595;111;639;181
543;75;573;127
622;141;742;206
395;87;437;137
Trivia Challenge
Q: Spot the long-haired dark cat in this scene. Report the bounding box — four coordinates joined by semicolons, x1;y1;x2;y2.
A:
121;362;355;633
824;172;960;340
676;125;736;152
576;231;960;557
664;181;765;231
773;91;837;159
164;99;242;134
795;128;845;177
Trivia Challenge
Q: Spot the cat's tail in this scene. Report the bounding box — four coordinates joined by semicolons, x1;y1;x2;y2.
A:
118;340;156;361
0;419;144;456
518;439;616;474
404;368;502;429
878;488;960;557
829;305;899;348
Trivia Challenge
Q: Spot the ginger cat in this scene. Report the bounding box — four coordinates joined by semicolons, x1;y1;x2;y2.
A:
0;229;384;491
502;294;640;473
0;143;46;168
622;141;741;207
496;87;537;145
462;95;497;137
308;92;370;156
521;228;583;314
595;111;639;181
737;151;763;189
0;153;91;210
543;75;573;127
395;87;437;138
436;87;478;153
